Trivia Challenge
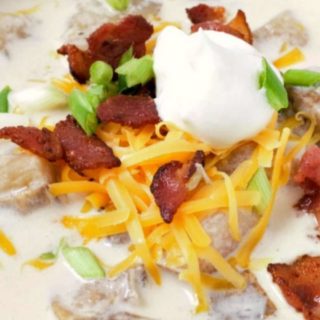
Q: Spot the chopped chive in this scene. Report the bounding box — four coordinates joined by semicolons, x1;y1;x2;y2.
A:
106;0;129;11
259;58;288;111
119;47;133;66
62;246;105;279
0;86;11;113
116;55;154;90
283;69;320;87
39;252;56;261
247;168;272;214
69;89;98;135
89;61;113;86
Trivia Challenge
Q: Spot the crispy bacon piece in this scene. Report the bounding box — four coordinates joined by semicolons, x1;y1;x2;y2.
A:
55;116;121;173
294;146;320;187
57;45;94;84
87;15;153;66
268;255;320;320
150;151;205;223
186;4;225;24
227;10;253;44
191;9;253;44
294;146;320;222
0;117;121;174
58;15;153;83
0;126;63;161
97;95;160;128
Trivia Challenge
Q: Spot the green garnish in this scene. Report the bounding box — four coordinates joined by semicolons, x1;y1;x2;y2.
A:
62;245;105;279
248;167;272;214
283;69;320;87
119;47;133;66
259;58;288;111
39;252;56;261
0;86;11;113
89;61;113;86
69;89;98;135
116;55;154;89
106;0;129;11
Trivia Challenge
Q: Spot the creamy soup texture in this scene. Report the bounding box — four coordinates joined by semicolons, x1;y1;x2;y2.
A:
1;1;320;320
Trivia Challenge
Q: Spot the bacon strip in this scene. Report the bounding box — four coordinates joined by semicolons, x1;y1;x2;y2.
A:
150;151;205;223
0;126;63;161
294;146;320;223
55;116;121;173
97;95;160;128
58;15;153;83
190;9;253;44
0;116;121;174
186;4;225;24
268;255;320;320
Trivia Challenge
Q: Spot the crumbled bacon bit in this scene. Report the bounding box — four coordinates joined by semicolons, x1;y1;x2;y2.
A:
186;4;225;24
55;115;121;173
150;151;205;223
0;126;63;161
227;10;253;44
294;146;320;223
294;146;320;187
97;95;160;128
0;116;121;174
268;255;320;320
57;45;94;84
58;15;153;83
190;9;253;44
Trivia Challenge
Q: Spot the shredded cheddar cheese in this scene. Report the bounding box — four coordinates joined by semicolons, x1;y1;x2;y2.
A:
50;111;315;312
273;47;305;69
0;229;16;256
52;74;87;94
24;259;54;270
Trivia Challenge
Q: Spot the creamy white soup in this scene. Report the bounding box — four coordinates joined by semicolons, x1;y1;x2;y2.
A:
1;1;320;320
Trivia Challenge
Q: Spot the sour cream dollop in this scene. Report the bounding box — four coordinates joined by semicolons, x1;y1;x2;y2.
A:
153;27;275;149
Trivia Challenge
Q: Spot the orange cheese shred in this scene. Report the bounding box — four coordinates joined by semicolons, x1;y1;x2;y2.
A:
0;230;16;256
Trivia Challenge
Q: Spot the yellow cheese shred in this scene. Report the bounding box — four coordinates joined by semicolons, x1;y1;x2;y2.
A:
212;171;239;241
236;128;291;267
24;259;54;270
172;219;208;313
52;74;87;94
0;230;16;256
53;110;313;313
273;48;305;69
50;181;106;196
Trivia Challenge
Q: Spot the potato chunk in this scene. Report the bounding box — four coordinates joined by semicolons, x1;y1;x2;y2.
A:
0;153;55;211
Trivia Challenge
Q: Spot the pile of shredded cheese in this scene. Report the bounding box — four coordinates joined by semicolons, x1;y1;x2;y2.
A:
47;111;315;312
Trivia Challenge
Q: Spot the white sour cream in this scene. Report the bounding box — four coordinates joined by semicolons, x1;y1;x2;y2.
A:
154;26;274;148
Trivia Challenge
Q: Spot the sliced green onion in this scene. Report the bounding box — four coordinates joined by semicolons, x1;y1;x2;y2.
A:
69;89;98;135
283;69;320;87
0;86;11;113
106;0;129;11
89;61;113;86
39;252;56;261
119;47;133;66
116;55;154;89
259;58;288;111
86;84;108;109
62;245;105;279
247;167;272;214
10;86;67;113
